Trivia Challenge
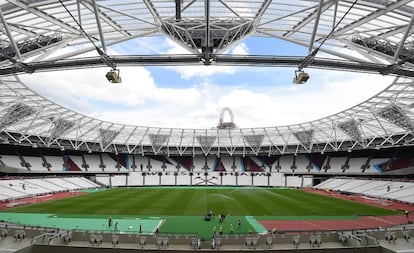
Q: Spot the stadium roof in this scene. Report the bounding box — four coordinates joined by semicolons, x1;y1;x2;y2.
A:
1;0;414;155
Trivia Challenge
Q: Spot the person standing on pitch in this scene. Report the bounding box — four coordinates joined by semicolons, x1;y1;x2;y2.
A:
108;216;112;227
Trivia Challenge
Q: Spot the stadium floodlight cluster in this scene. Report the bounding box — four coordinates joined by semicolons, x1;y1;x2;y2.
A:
196;135;217;155
376;104;414;132
352;35;414;65
0;33;62;62
0;103;36;129
242;135;265;154
293;130;314;150
48;118;75;143
99;129;120;150
337;119;363;143
149;134;171;154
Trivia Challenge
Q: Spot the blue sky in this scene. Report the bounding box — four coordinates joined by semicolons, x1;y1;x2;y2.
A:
20;36;394;129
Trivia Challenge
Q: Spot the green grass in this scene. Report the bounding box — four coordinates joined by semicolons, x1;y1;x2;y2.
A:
6;187;398;216
2;187;400;240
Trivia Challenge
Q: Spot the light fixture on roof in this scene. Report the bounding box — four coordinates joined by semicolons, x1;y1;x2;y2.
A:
291;0;357;85
105;68;122;83
292;70;310;84
58;0;122;84
99;50;122;83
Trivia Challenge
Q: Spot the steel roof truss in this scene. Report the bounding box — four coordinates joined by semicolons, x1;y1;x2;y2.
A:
8;0;80;35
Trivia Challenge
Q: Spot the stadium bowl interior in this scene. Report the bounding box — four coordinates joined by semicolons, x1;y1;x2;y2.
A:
0;0;414;252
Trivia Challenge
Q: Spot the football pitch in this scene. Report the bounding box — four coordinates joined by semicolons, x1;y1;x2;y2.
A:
0;187;399;239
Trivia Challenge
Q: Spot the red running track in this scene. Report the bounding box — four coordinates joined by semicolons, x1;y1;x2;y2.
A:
260;214;411;232
260;189;414;232
0;191;85;210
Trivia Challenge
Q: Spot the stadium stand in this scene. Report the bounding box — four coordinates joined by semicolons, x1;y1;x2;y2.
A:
0;177;98;202
3;143;414;175
314;178;414;204
1;155;27;170
329;157;348;173
101;154;119;171
347;158;369;173
22;156;45;171
295;155;310;172
278;156;292;173
83;154;101;171
44;155;64;171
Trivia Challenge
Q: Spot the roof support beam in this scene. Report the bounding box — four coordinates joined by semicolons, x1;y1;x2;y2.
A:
0;8;21;59
143;0;162;26
91;0;107;53
284;0;334;38
175;0;181;21
259;30;372;63
393;12;414;63
97;4;156;27
255;0;272;22
76;0;82;27
218;0;243;20
259;5;317;28
8;0;80;35
334;0;412;36
204;0;211;53
332;0;338;30
308;0;325;54
47;31;153;61
83;2;130;37
2;54;414;77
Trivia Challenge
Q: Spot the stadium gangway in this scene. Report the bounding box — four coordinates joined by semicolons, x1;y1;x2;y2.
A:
31;231;65;245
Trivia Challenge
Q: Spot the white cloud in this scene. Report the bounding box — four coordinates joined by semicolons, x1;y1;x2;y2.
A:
231;43;249;55
165;40;251;79
19;62;394;129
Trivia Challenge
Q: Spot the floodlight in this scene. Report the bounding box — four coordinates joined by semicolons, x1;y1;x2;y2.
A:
292;70;310;84
106;69;122;83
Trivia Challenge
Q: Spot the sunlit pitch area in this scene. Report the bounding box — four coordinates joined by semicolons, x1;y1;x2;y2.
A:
0;1;414;155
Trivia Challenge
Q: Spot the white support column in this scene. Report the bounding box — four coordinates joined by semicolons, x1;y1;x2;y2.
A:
308;0;324;54
0;8;21;59
393;12;414;63
91;0;107;53
204;0;210;52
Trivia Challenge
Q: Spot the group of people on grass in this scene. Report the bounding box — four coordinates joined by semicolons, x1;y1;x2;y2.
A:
211;211;241;237
108;216;143;233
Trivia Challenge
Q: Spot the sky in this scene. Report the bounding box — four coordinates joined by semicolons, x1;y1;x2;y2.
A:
19;36;394;129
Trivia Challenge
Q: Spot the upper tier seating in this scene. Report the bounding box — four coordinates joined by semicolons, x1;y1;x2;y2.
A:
3;145;414;174
1;155;27;169
44;156;64;171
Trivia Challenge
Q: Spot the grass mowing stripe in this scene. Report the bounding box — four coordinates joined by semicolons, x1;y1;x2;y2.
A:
1;187;400;239
158;215;254;240
5;188;399;216
0;212;161;234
